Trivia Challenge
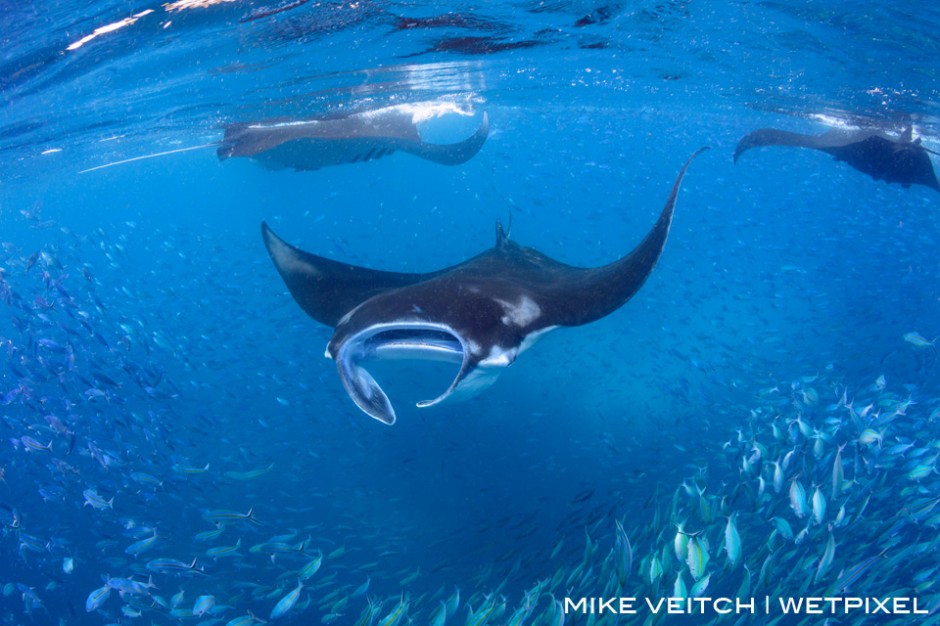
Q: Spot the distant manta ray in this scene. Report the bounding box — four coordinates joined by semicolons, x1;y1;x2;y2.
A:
77;103;488;174
734;126;940;192
217;106;489;170
261;148;707;424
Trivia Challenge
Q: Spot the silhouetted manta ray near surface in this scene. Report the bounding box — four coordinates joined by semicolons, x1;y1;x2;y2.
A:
734;126;940;192
77;103;489;174
218;104;489;170
261;148;708;424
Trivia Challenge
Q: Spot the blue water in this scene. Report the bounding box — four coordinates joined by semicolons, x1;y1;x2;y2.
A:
2;2;940;625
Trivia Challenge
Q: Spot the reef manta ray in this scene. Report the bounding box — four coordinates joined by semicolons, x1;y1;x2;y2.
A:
262;148;706;424
77;104;487;174
218;104;489;170
734;126;939;192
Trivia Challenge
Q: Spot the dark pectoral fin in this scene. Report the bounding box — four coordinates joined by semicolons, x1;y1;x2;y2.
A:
261;223;437;327
734;128;825;162
555;147;707;327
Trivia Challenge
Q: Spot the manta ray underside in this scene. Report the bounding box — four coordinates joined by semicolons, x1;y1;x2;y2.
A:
262;148;707;424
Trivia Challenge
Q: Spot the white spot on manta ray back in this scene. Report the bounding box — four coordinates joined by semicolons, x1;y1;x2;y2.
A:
495;295;541;327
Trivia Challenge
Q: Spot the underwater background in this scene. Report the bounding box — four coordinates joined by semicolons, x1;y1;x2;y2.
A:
1;1;939;624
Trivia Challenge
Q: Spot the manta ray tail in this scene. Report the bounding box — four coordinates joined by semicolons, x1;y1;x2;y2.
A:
78;143;220;174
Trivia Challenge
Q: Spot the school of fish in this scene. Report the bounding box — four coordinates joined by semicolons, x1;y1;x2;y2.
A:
2;201;938;624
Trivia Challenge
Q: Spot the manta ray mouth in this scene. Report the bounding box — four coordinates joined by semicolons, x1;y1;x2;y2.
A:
332;322;472;425
364;327;466;363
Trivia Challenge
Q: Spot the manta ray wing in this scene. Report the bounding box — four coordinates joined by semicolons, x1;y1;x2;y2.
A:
262;223;450;327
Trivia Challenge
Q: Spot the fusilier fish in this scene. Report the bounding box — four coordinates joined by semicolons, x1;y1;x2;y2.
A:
686;534;709;581
85;584;110;612
724;514;742;567
811;486;826;525
270;580;303;620
789;478;809;518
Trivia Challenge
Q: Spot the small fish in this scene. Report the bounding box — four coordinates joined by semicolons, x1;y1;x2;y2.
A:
648;554;663;584
789;478;809;519
221;612;262;626
795;416;814;439
814;531;837;584
206;538;242;558
85;584;110;612
299;552;323;580
82;489;114;510
195;526;225;542
193;594;216;617
444;587;460;617
172;462;210;475
430;601;447;626
771;460;784;493
379;594;409;626
125;531;159;556
903;331;936;349
130;472;164;489
834;503;847;527
224;463;275;481
205;506;259;525
613;519;633;587
832;443;845;496
813;433;825;459
106;576;154;596
19;436;52;453
351;576;370;597
724;514;742;567
690;572;711;598
146;557;204;576
811;486;827;525
400;568;421;586
270;580;303;620
250;540;306;555
907;460;936;481
858;429;883;447
673;522;690;563
673;572;688;599
828;549;888;595
686;535;709;581
771;516;794;541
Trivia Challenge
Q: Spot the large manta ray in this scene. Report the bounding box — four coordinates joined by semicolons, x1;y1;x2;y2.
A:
218;105;489;170
734;126;939;192
262;149;706;424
